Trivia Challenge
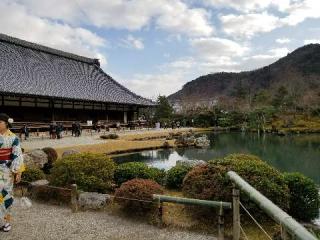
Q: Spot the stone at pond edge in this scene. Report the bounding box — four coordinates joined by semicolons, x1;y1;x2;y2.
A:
62;149;80;158
78;192;112;210
176;159;206;167
23;149;48;168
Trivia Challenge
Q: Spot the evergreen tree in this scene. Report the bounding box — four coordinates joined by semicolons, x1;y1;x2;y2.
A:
154;95;173;120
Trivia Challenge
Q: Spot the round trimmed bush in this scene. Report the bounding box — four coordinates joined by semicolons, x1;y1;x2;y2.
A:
114;162;165;185
166;164;192;189
50;153;115;193
283;172;320;222
42;147;58;174
183;154;290;216
22;167;46;182
42;147;58;164
148;167;166;185
114;178;164;214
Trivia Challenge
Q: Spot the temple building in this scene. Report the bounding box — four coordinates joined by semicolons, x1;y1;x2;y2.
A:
0;33;154;124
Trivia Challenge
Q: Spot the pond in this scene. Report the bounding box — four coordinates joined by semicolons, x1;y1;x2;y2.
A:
113;132;320;184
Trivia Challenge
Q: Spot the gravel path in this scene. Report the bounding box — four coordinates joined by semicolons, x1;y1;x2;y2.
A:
1;199;216;240
21;128;192;150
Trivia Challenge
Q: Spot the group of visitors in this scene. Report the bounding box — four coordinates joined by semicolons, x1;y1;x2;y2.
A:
162;120;181;129
49;122;64;139
71;122;82;137
92;122;101;133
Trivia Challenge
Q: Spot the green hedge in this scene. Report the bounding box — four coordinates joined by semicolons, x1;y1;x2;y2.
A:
182;154;290;219
166;164;192;189
114;162;165;186
22;167;46;182
283;172;320;222
50;153;115;193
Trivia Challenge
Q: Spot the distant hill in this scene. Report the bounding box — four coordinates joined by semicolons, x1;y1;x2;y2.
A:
168;44;320;111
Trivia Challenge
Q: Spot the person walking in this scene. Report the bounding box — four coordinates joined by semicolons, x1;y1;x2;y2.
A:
21;124;29;140
71;122;76;137
56;123;63;139
0;113;25;232
75;122;81;137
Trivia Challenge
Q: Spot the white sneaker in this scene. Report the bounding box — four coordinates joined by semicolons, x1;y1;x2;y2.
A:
1;223;11;232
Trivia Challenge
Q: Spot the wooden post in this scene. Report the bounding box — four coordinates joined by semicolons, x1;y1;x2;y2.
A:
218;204;225;240
233;187;240;240
157;200;163;227
71;184;78;213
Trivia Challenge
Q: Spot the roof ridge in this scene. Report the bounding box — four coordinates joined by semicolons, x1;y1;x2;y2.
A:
94;65;155;105
0;33;99;65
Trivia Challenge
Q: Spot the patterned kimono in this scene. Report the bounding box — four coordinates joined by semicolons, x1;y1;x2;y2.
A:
0;129;25;223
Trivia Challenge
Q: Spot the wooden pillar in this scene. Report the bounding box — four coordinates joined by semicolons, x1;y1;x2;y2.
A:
232;187;240;240
218;204;225;240
51;99;55;121
124;111;127;124
158;202;163;227
71;184;78;213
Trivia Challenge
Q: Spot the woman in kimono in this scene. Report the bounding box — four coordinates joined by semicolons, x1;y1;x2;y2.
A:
0;113;25;232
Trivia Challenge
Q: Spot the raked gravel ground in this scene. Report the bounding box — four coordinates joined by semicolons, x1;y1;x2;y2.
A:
1;199;216;240
21;128;192;150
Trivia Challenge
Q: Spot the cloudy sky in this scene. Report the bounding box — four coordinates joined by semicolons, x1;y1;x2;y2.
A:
1;0;320;99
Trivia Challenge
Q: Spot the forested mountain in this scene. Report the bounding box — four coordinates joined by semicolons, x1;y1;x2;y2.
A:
168;44;320;112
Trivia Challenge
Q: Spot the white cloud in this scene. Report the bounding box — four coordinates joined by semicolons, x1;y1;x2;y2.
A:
217;0;320;39
120;35;144;50
155;2;213;37
304;39;320;44
220;12;282;39
190;37;249;60
17;0;214;37
0;1;107;65
276;38;291;44
121;71;189;99
205;0;292;13
250;47;289;60
167;57;196;69
242;47;289;70
281;0;320;26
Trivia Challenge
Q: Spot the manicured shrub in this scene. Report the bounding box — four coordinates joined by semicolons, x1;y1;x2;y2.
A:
283;172;320;222
148;167;166;185
50;153;115;193
114;179;164;214
166;164;192;189
114;162;165;185
100;133;119;139
42;147;58;174
22;167;46;182
42;147;58;164
182;154;290;218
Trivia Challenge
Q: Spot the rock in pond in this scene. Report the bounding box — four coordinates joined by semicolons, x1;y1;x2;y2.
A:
194;135;210;148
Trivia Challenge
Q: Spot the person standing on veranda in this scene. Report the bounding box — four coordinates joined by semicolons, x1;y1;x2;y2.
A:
0;113;25;232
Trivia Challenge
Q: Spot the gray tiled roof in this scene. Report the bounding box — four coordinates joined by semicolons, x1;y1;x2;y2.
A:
0;33;154;106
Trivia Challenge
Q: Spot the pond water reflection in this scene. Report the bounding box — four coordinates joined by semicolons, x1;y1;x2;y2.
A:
113;132;320;184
